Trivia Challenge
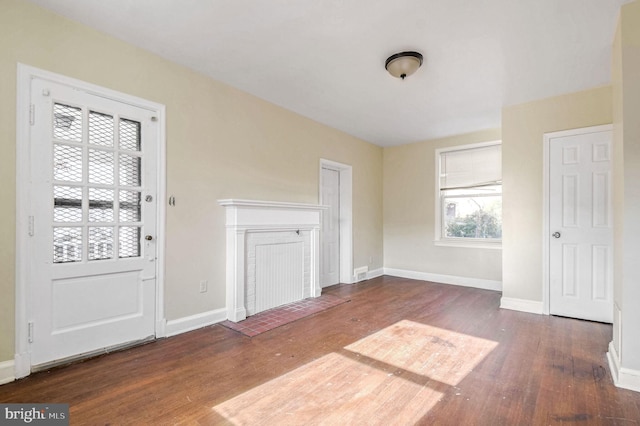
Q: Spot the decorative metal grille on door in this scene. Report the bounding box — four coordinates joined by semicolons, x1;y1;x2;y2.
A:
52;103;143;263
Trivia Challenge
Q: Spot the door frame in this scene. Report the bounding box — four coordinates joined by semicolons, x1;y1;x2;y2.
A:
542;124;612;315
15;64;167;378
319;159;353;284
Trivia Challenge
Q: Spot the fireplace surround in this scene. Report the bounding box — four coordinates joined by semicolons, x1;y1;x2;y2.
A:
218;199;326;322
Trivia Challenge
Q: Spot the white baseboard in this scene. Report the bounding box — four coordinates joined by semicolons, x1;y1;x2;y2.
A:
0;360;15;385
499;297;544;315
351;267;384;283
165;308;227;337
608;341;640;392
383;268;502;292
367;268;384;280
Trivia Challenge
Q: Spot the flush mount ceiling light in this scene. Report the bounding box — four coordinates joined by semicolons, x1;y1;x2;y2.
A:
385;51;423;80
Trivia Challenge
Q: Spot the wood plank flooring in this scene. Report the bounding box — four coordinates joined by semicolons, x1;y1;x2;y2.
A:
1;276;639;425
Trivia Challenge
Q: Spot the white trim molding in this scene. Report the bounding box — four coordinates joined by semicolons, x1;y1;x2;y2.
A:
608;342;640;393
384;268;502;292
0;360;15;385
319;159;353;285
165;308;227;337
368;268;384;280
500;297;544;315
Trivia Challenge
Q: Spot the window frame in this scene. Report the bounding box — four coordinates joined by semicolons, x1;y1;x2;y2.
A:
434;140;502;249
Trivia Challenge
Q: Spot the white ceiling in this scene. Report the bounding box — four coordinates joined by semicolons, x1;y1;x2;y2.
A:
28;0;630;147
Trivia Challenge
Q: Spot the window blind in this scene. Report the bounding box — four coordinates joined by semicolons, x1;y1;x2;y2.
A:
440;144;501;191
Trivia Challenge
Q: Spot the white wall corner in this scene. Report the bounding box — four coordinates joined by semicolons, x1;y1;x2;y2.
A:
608;341;640;393
0;360;16;385
499;297;544;315
165;308;227;337
384;268;502;292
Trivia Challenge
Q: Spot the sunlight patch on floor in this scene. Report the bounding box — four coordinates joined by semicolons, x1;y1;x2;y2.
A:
213;352;443;424
213;320;497;424
345;320;498;386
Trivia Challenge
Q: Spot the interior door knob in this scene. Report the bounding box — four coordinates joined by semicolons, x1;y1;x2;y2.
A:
145;235;153;241
552;232;561;238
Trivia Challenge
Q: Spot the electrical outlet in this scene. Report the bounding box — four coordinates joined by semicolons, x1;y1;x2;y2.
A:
199;280;208;293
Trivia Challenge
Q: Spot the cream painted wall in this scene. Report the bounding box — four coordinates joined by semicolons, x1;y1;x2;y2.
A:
501;87;612;303
0;0;383;362
383;129;502;282
612;0;640;372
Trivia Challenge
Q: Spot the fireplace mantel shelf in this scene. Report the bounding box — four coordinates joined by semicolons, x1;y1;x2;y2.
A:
218;199;328;211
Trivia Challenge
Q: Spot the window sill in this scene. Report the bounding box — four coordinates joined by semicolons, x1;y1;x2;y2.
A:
434;239;502;250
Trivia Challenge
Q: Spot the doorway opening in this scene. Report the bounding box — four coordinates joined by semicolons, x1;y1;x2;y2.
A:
319;159;353;286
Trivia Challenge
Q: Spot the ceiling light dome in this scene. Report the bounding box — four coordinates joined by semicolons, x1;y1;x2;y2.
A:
385;51;423;80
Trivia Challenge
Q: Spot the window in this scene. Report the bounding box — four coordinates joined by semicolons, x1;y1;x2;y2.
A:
436;142;502;247
52;103;144;263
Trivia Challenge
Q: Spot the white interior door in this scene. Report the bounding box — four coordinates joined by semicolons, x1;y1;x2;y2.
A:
29;78;158;367
549;128;613;323
321;167;340;287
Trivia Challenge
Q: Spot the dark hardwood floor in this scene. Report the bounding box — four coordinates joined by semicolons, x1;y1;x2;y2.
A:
1;276;639;425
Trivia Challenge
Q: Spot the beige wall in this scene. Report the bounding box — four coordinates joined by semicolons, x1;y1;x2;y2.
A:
613;0;640;371
383;129;502;282
501;87;613;303
0;0;383;362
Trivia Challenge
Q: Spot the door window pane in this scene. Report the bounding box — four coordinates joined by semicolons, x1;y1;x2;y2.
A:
119;190;141;222
53;227;82;263
119;118;141;151
53;103;82;142
88;149;114;185
89;111;114;147
119;154;141;186
119;226;140;258
88;188;114;222
53;186;82;222
88;227;114;260
54;144;83;182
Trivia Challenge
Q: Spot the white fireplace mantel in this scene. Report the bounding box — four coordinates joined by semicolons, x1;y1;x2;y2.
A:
218;199;327;322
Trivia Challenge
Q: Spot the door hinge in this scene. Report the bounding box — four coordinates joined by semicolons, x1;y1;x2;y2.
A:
28;321;34;343
29;104;35;126
28;216;34;236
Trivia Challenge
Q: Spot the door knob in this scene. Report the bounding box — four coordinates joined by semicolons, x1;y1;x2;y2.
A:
145;235;153;241
552;232;561;238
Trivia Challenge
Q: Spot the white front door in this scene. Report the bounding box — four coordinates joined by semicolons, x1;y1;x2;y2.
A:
321;167;340;287
549;127;613;323
29;78;158;367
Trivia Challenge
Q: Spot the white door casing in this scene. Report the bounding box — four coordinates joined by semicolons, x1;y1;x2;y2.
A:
321;167;340;287
16;65;166;375
319;159;353;285
546;126;613;323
